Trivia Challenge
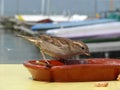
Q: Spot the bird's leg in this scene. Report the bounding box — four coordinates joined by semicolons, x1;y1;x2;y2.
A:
75;55;80;60
40;50;51;67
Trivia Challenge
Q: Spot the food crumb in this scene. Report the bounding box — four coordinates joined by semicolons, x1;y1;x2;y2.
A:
117;74;120;81
35;60;46;65
95;82;108;87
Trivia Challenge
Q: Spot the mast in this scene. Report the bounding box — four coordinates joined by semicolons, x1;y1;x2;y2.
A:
0;0;4;16
41;0;45;15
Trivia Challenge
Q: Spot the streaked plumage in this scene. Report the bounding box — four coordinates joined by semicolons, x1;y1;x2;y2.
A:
17;34;90;66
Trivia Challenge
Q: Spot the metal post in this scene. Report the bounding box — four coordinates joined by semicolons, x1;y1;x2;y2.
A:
94;0;97;14
110;0;114;11
46;0;50;15
16;0;19;14
105;52;109;58
0;0;4;16
41;0;45;15
95;0;100;18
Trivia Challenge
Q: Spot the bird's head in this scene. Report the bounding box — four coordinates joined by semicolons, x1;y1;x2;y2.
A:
73;41;90;56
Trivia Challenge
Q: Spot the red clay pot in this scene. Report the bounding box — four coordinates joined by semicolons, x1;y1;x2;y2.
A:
23;58;120;82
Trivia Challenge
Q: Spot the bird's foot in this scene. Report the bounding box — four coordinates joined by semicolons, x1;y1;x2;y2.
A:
45;62;52;68
36;60;52;68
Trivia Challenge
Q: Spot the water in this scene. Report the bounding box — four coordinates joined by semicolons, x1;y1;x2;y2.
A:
0;29;41;64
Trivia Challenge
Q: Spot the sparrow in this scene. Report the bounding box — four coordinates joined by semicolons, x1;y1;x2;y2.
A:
17;34;90;66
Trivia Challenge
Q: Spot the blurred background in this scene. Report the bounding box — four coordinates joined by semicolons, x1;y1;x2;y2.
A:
0;0;120;64
0;0;120;17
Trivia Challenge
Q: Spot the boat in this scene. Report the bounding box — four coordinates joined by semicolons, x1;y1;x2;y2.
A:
46;22;120;42
15;14;88;22
31;19;116;31
23;58;120;82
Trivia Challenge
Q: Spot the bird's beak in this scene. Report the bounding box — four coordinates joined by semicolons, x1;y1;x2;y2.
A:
85;52;91;56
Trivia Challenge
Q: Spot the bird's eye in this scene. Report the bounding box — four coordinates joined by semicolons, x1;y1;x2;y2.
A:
81;47;85;50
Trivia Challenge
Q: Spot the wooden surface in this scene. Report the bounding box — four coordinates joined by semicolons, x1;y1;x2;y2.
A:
0;64;120;90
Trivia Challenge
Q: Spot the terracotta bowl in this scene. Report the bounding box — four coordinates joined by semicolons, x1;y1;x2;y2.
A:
23;58;120;82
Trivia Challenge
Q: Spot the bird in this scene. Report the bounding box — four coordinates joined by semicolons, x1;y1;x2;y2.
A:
17;34;90;67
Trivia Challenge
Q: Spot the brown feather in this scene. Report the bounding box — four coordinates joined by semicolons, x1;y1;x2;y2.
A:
17;34;90;59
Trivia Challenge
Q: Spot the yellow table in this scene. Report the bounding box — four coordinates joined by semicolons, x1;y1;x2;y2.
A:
0;64;120;90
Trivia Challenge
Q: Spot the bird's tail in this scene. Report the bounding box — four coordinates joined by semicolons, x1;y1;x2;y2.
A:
16;34;38;43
